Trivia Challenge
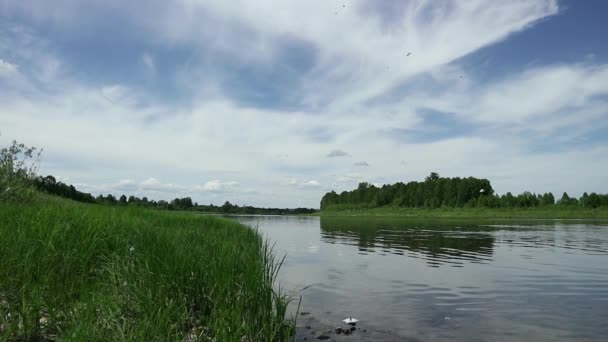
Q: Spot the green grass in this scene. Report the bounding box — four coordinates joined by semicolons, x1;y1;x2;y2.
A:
321;206;608;219
0;194;293;341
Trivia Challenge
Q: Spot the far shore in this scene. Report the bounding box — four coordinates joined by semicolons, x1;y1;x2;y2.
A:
320;207;608;219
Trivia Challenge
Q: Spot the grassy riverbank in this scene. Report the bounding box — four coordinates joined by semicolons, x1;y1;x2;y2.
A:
320;206;608;219
0;195;293;341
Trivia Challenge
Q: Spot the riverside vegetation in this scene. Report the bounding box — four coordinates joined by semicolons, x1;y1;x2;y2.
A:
0;141;294;341
32;175;316;215
321;172;608;218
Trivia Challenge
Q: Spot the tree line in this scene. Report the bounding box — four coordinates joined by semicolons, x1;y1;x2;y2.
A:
34;174;316;215
320;172;608;210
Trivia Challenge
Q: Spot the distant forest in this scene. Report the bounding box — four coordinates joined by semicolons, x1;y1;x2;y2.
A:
33;175;316;215
320;172;608;210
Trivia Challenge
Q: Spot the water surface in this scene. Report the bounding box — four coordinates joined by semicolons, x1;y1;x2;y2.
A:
228;215;608;341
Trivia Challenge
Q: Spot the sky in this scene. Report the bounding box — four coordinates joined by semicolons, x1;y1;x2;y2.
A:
1;0;607;208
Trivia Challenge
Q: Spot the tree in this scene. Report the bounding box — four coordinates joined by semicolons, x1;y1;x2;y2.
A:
587;193;601;208
106;194;117;204
119;195;127;204
559;192;571;205
425;172;440;182
222;201;234;212
542;192;555;206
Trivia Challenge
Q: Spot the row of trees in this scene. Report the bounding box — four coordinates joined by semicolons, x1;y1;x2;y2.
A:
321;173;493;209
34;176;96;203
34;174;316;214
476;191;606;209
195;201;316;215
320;173;608;210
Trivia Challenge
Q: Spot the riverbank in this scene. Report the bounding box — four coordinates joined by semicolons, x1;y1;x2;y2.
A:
320;206;608;219
0;194;293;341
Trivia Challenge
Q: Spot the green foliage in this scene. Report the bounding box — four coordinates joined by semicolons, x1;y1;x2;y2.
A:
321;173;608;214
321;173;493;210
0;141;41;202
34;175;96;203
0;197;294;341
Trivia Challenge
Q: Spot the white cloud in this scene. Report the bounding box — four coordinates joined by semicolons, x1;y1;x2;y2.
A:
141;177;161;187
408;63;608;140
1;1;559;106
99;85;133;105
199;180;239;192
287;179;322;189
3;0;607;208
302;180;320;188
114;179;137;189
140;178;185;192
0;59;19;78
141;52;156;73
474;64;608;123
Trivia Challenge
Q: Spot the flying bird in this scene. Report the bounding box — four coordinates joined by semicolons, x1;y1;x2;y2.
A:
406;52;412;56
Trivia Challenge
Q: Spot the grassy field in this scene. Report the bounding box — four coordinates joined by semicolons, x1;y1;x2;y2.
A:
321;206;608;219
0;195;293;341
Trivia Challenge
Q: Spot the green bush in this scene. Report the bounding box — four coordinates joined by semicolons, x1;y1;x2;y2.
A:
0;141;41;202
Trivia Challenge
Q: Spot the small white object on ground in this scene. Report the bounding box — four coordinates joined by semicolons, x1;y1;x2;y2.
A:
342;317;359;324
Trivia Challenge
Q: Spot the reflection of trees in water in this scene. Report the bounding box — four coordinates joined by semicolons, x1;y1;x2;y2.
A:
320;217;496;266
492;223;608;254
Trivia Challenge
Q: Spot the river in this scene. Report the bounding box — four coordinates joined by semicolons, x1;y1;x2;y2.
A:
228;215;608;342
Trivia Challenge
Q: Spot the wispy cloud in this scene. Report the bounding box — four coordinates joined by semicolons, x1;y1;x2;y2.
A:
302;180;321;188
0;59;18;78
141;52;156;75
1;0;606;207
198;180;239;193
326;150;350;158
140;178;185;192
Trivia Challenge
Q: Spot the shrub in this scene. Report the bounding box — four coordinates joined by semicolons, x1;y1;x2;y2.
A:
0;140;41;202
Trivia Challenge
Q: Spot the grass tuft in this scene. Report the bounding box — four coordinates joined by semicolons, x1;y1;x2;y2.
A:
0;195;294;341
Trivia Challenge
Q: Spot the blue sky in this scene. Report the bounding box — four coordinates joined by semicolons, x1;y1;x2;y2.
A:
1;0;607;207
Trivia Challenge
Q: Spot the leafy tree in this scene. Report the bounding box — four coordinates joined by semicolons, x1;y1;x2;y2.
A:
558;192;577;205
425;172;440;182
222;201;234;212
541;192;555;206
106;194;117;204
1;141;41;201
587;193;602;208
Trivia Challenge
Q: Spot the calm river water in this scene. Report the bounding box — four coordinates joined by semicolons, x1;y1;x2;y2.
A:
228;215;608;342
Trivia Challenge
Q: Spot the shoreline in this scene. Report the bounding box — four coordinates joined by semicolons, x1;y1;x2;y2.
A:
320;207;608;220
